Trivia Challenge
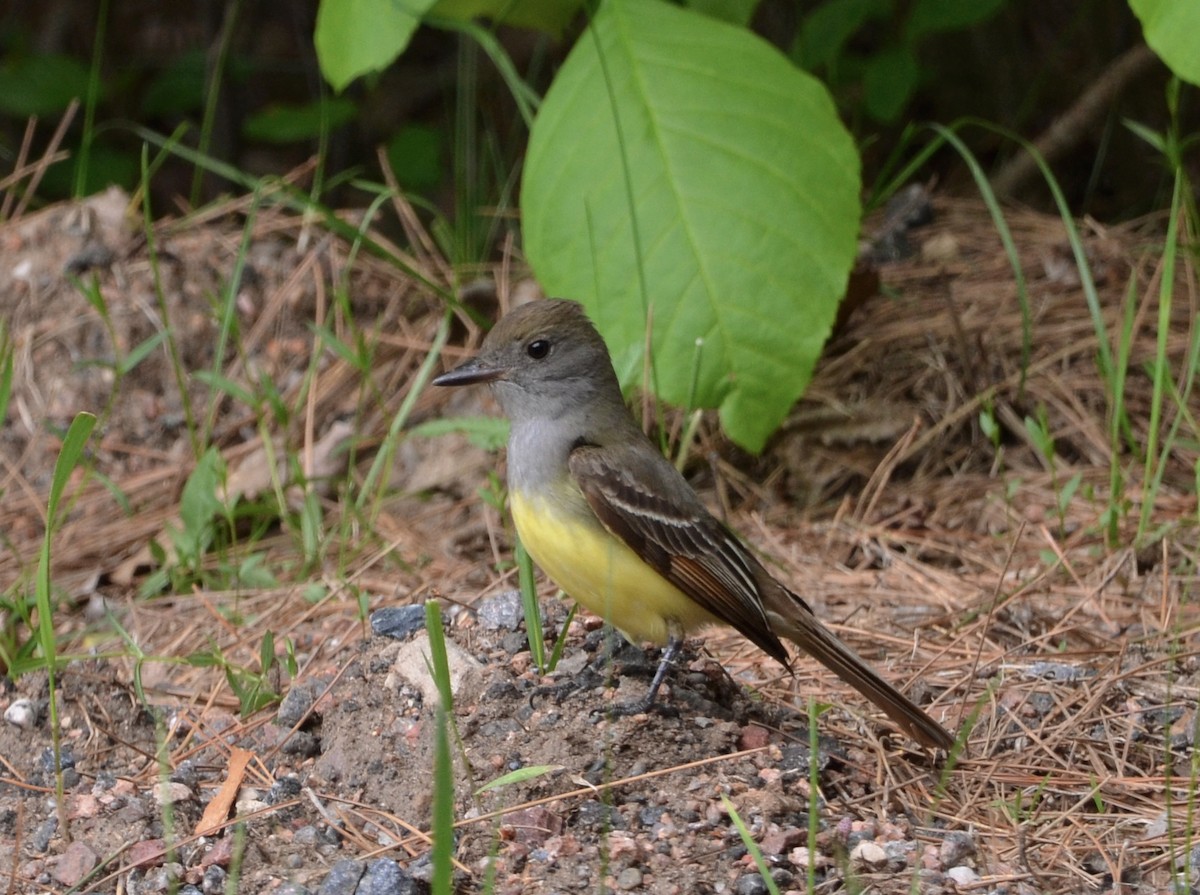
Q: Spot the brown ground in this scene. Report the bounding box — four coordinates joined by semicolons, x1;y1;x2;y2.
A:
1;185;1197;894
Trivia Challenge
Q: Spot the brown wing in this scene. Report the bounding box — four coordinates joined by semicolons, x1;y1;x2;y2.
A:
568;441;792;668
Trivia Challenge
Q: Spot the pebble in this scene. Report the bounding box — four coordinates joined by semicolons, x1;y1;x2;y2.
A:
358;858;419;895
169;759;198;788
758;825;804;857
939;830;976;866
369;605;428;640
946;865;981;885
316;858;365;895
127;838;167;868
733;873;768;895
39;745;76;772
153;782;194;806
4;697;36;728
201;864;226;893
268;775;303;804
51;840;98;886
142;862;185;892
293;826;319;846
850;840;888;870
277;680;322;728
30;816;58;853
616;866;643;890
476;590;525;630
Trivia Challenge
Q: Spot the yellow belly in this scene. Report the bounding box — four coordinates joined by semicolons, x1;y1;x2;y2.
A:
510;487;721;644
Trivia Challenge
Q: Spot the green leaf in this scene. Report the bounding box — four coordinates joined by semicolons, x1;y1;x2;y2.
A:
476;764;564;794
243;97;358;143
315;0;437;92
522;0;860;452
862;44;918;122
0;54;93;117
179;447;226;554
904;0;1005;41
430;0;584;34
1129;0;1200;85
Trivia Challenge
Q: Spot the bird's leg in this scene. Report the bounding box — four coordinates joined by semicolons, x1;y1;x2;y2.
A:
596;635;683;719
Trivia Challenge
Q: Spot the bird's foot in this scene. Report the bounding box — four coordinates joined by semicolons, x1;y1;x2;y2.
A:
528;666;604;709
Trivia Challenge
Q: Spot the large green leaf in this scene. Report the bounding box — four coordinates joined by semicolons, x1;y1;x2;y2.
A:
1129;0;1200;85
522;0;860;453
315;0;436;92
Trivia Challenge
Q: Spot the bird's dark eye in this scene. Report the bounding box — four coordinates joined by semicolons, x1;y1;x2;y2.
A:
527;339;551;360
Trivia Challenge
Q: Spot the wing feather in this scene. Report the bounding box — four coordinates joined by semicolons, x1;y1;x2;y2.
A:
569;442;791;667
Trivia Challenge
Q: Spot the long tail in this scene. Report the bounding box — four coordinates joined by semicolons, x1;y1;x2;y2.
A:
768;592;955;751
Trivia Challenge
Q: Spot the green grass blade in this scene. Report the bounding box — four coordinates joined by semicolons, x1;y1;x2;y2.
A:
721;795;781;895
425;600;456;894
37;411;97;843
516;538;546;674
1137;171;1183;542
926;123;1033;391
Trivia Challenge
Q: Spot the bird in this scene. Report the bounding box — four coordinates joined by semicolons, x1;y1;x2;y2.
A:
433;299;954;751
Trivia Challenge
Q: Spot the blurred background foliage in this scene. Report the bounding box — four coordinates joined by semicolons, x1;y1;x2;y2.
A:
0;0;1189;230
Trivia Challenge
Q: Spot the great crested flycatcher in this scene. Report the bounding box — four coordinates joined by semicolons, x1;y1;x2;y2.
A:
433;299;954;750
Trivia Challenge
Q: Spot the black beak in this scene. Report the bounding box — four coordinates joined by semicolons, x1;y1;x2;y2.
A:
432;356;505;387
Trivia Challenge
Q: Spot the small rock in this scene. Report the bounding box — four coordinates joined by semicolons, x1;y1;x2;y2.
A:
357;858;420;895
788;846;819;869
615;866;643;890
201;864;226;894
370;605;428;640
476;590;524;630
390;631;483;707
235;798;270;817
502;806;563;846
153;782;194;806
39;745;76;772
128;838;167;868
52;840;99;886
200;837;235;868
850;840;888;870
277;680;323;728
939;830;976;867
946;865;980;886
318;859;366;895
30;816;58;853
293;826;320;847
574;800;626;832
170;760;198;788
759;826;805;857
884;840;915;867
738;724;771;750
266;775;304;804
4;698;37;728
142;862;185;892
734;873;769;895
